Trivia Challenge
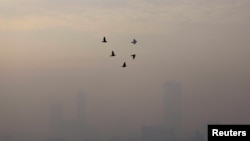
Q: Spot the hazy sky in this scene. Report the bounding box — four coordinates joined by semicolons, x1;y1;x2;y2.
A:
1;0;250;139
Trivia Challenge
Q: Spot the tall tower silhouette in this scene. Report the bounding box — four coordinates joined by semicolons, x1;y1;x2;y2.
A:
76;90;86;129
163;81;182;135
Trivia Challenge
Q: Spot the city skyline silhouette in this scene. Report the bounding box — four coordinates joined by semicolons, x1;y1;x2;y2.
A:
1;0;250;141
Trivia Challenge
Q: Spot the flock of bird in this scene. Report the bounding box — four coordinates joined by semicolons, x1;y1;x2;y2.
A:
102;36;138;68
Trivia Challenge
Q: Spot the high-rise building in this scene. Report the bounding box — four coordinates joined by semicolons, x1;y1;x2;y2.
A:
163;81;182;135
142;125;176;141
48;90;87;140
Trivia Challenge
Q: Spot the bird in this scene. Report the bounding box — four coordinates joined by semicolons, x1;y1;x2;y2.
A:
110;50;116;57
131;54;136;60
131;39;137;44
102;36;107;43
122;62;127;67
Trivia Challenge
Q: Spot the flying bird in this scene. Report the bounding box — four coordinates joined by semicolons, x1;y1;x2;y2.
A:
102;36;107;43
131;54;136;60
110;50;116;57
131;39;137;44
122;62;127;67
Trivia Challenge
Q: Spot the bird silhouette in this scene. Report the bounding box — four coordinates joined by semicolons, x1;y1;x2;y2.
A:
131;54;136;60
110;50;116;57
122;62;127;67
131;39;137;44
102;36;107;43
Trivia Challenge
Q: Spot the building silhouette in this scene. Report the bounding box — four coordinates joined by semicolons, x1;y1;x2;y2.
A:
142;81;182;141
189;131;205;141
48;90;87;141
142;125;176;141
163;81;182;135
